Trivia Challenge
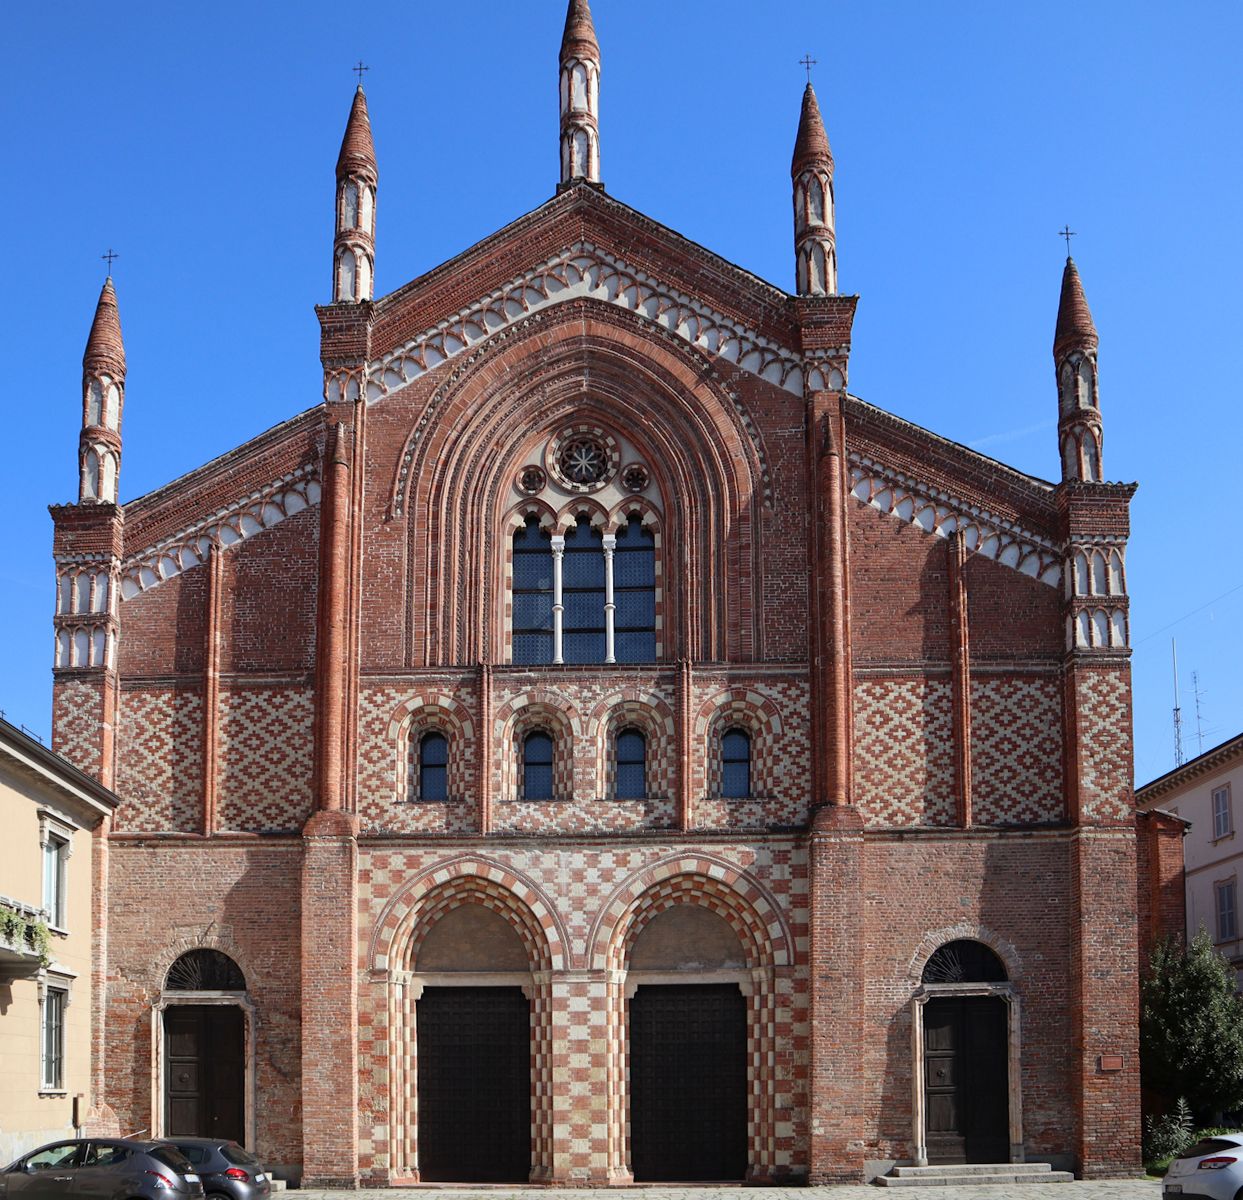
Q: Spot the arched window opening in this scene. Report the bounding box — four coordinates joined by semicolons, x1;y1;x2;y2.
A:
512;516;554;664
809;176;825;224
522;731;554;801
615;727;647;799
342;181;359;229
921;939;1007;984
614;515;656;662
562;519;605;663
165;948;246;992
720;728;751;799
418;731;448;801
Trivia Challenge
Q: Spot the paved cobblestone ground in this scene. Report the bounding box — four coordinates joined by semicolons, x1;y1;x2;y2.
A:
296;1183;1160;1200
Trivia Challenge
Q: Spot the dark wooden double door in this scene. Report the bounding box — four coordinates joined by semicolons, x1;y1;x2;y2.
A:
417;986;532;1182
924;996;1009;1164
164;1005;244;1140
630;984;748;1181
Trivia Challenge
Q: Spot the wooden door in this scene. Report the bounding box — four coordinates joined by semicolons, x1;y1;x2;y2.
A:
416;986;531;1182
925;996;1009;1164
630;983;748;1181
164;1005;244;1141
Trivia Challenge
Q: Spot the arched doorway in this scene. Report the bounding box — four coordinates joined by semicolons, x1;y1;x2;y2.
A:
414;902;532;1182
916;940;1015;1165
626;905;749;1181
160;949;249;1144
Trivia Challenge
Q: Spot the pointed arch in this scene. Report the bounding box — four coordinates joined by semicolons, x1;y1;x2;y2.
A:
389;298;772;666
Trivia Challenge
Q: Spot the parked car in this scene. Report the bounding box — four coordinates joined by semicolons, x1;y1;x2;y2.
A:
0;1138;204;1198
1164;1132;1243;1200
162;1140;271;1200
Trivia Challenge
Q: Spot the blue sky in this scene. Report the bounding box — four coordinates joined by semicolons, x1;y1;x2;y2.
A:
2;1;1240;788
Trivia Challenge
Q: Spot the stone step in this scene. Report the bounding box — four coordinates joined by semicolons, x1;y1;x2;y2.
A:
894;1163;1058;1177
876;1164;1074;1187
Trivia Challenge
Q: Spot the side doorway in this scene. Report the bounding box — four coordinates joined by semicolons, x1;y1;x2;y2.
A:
164;1004;245;1141
924;995;1009;1163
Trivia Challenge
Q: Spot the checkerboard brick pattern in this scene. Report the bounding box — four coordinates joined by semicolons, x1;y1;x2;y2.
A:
216;686;314;830
971;675;1063;824
852;678;955;826
114;686;203;831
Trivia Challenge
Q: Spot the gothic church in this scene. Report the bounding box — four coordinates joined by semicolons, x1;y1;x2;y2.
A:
50;1;1179;1186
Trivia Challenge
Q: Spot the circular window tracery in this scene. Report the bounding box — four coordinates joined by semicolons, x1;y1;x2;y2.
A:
517;465;547;495
621;463;650;493
547;425;619;493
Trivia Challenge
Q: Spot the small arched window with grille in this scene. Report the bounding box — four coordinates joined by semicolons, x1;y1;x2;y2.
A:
523;731;555;801
921;940;1007;984
720;728;751;799
615;728;647;799
165;949;246;992
418;731;448;802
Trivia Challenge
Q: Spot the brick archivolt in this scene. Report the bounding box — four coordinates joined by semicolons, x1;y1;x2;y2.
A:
365;242;824;405
907;923;1022;987
849;454;1062;588
588;853;794;972
386;693;475;803
148;929;253;998
585;691;676;800
694;688;785;800
370;856;568;974
396;304;771;663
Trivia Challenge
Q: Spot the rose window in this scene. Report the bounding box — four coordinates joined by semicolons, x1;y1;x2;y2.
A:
547;425;619;493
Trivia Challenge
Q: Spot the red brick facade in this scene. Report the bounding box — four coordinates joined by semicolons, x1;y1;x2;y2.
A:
48;14;1167;1185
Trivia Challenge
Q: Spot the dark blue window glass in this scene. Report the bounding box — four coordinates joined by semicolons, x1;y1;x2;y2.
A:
615;728;646;799
614;515;656;662
721;728;751;798
419;732;448;801
562;520;606;663
513;516;553;664
523;731;554;800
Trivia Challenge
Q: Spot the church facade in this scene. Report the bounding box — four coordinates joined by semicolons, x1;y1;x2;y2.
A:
49;2;1178;1187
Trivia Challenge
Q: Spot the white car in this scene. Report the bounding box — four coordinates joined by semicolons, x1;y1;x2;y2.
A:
1165;1133;1243;1200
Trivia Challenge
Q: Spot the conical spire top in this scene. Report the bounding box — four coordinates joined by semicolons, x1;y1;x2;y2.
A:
336;86;377;180
561;0;599;62
84;277;126;373
1054;257;1098;354
792;83;833;177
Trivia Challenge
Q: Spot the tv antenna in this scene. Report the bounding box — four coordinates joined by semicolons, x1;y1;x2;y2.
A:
1193;670;1206;757
1172;639;1184;767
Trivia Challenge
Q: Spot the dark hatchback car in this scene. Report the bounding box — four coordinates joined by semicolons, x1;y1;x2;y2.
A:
0;1138;204;1198
163;1141;270;1200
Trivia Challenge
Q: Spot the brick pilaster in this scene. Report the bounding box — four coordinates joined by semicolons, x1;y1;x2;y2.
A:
806;803;865;1182
300;809;360;1187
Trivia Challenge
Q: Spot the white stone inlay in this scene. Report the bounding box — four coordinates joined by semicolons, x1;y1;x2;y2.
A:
119;467;321;600
365;242;823;402
848;454;1062;588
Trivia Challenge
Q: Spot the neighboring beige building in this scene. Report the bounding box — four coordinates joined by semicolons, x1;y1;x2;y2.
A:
1138;732;1243;980
0;712;117;1164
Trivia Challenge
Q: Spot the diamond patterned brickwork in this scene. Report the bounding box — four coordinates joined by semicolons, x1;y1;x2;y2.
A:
114;687;203;831
355;841;809;1183
216;687;314;831
852;677;955;827
971;675;1063;825
1076;668;1134;824
357;683;479;834
51;678;106;777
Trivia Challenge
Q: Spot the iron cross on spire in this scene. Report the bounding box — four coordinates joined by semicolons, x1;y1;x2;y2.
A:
1060;225;1077;256
101;248;119;274
800;54;817;84
353;60;369;86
